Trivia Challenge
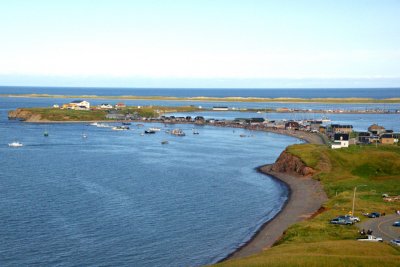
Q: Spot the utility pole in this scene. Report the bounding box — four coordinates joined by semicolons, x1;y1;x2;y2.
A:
352;185;367;216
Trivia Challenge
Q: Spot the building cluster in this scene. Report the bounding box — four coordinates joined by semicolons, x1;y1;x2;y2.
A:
58;100;128;111
55;101;398;148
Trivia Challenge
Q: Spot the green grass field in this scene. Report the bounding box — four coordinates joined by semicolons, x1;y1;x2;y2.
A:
215;144;400;266
28;108;108;121
217;241;400;267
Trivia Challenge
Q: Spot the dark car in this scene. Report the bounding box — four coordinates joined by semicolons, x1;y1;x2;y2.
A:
393;221;400;227
368;212;381;218
330;218;353;225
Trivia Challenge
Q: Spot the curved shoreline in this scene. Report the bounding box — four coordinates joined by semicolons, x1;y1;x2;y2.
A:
218;131;328;263
221;165;327;262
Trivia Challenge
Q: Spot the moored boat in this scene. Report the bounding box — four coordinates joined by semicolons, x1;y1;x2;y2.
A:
112;126;129;131
149;127;161;132
8;141;23;147
171;129;185;136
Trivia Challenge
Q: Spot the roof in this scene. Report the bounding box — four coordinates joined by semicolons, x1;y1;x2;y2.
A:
380;134;394;138
71;100;84;103
368;124;385;130
331;124;353;128
334;133;349;141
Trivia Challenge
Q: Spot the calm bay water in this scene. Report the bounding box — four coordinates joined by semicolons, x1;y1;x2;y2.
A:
1;88;399;266
0;99;298;266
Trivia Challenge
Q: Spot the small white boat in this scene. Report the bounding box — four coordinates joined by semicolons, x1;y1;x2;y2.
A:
192;129;199;135
149;127;161;132
112;126;129;131
9;141;23;147
171;129;185;136
82;133;88;138
97;123;111;128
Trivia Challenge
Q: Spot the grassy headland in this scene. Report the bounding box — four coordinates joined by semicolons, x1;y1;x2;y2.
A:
217;144;400;267
8;106;202;122
2;93;400;103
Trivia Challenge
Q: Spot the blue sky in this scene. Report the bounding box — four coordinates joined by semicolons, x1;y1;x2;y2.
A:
0;0;399;88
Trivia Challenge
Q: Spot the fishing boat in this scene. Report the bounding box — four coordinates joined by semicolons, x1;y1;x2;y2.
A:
144;129;156;134
96;123;111;128
161;140;169;145
192;129;199;135
240;134;247;137
112;126;129;131
44;131;49;137
171;129;185;136
8;141;23;147
122;122;131;125
148;127;161;132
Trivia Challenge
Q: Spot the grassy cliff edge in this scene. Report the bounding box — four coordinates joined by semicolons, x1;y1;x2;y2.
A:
216;144;400;267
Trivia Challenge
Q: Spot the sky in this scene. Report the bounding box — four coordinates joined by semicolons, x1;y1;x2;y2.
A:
0;0;400;88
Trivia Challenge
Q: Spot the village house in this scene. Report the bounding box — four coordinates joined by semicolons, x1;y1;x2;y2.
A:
99;103;113;109
62;100;90;110
115;102;126;109
368;124;386;135
310;121;323;132
285;121;300;130
379;133;399;145
358;132;371;144
331;133;349;149
194;116;205;124
329;124;353;134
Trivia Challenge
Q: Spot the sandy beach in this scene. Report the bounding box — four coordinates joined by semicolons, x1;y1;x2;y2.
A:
221;129;328;262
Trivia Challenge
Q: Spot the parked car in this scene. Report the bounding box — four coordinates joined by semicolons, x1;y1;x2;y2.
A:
330;217;353;225
367;212;381;218
392;221;400;227
390;239;400;246
340;215;361;222
357;235;383;242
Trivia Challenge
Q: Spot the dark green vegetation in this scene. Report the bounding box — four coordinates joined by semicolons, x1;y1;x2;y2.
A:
217;144;400;267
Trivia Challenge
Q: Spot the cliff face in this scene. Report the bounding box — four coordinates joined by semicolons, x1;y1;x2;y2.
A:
271;150;315;177
8;109;43;122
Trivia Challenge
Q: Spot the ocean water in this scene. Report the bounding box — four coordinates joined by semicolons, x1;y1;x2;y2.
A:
0;100;299;266
1;89;399;266
0;86;399;99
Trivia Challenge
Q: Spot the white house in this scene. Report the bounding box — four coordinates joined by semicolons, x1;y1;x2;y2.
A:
99;103;113;109
331;133;349;149
63;100;90;110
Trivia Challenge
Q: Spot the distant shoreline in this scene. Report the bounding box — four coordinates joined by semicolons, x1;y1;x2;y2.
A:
2;93;400;103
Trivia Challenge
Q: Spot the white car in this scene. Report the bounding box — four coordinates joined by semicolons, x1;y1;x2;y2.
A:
390;239;400;246
357;235;383;242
